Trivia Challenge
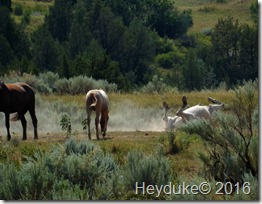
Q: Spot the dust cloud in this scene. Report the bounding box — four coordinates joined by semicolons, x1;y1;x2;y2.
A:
108;100;165;132
0;96;166;138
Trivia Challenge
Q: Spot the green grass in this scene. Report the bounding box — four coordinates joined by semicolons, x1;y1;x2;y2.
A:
173;0;254;33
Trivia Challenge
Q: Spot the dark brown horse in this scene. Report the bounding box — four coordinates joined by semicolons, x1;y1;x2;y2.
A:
0;81;38;141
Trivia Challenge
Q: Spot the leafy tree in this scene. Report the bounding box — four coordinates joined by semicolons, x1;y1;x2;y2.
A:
0;6;30;71
145;0;193;38
104;0;136;25
164;66;184;90
70;54;90;77
211;17;241;85
45;0;76;42
92;6;126;59
211;17;258;86
68;0;92;58
182;49;208;90
0;35;13;70
76;39;121;84
59;53;71;78
31;26;61;73
0;0;11;10
83;39;107;79
120;18;156;86
238;25;258;81
14;4;23;16
86;0;103;32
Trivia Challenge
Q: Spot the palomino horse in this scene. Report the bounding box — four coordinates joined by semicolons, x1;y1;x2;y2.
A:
86;89;109;140
0;81;38;140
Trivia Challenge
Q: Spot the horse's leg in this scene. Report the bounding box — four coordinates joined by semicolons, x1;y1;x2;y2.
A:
103;119;107;138
19;113;27;140
29;108;38;139
100;115;106;139
95;111;100;140
5;113;11;141
87;111;91;140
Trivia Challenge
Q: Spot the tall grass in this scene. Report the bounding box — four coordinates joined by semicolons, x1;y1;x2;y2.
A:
173;0;254;33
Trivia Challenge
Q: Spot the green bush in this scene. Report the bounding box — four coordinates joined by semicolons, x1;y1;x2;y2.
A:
123;147;173;192
68;75;95;94
54;78;70;94
51;179;89;200
0;162;56;200
64;138;96;155
0;164;24;200
60;114;72;137
0;71;117;94
39;71;60;91
141;75;173;94
44;139;119;200
156;53;174;69
180;80;258;187
158;131;192;155
0;139;122;200
14;4;23;16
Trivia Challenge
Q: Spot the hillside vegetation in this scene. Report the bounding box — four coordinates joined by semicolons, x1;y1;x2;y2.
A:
174;0;254;33
1;0;257;92
11;0;253;34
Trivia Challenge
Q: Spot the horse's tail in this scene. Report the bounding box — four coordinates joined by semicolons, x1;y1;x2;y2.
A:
89;93;98;108
11;113;20;121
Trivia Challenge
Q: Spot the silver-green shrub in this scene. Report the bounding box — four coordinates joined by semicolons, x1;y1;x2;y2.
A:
0;139;122;200
180;80;258;194
0;162;56;200
44;139;119;200
123;146;173;191
1;71;52;94
1;71;117;94
39;71;60;91
141;75;178;94
64;138;96;155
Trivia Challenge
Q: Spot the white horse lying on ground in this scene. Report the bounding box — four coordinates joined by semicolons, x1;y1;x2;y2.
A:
163;96;224;131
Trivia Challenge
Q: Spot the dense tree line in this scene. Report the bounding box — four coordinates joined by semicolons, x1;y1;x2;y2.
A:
0;0;258;91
